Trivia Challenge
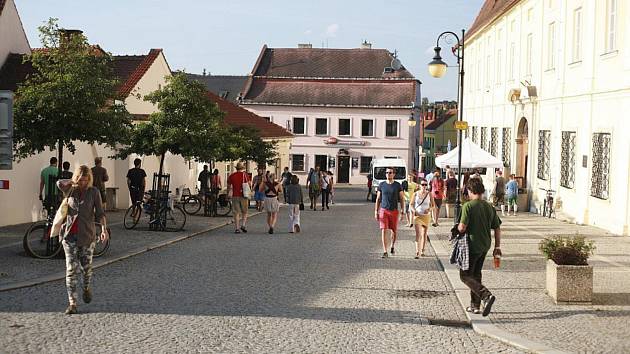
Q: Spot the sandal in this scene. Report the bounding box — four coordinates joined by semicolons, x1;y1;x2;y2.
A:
234;229;241;234
414;253;420;259
466;306;481;314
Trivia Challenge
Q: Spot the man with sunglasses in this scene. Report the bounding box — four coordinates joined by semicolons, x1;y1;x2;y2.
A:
374;167;405;258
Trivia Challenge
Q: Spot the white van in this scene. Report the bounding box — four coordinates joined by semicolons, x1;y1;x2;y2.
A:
370;158;407;202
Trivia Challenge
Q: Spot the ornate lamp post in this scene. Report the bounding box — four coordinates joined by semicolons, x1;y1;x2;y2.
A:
428;29;465;224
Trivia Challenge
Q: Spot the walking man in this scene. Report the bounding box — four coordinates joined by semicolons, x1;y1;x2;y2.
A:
374;167;405;258
281;167;292;203
307;166;322;210
506;174;518;216
457;177;502;316
60;161;73;179
91;157;109;209
492;170;506;216
126;158;147;207
227;162;252;233
39;157;59;210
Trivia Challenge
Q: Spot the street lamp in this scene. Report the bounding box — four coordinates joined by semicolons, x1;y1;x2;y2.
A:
428;29;465;225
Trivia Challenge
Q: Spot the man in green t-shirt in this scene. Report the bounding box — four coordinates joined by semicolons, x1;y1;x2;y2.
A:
458;177;502;316
39;157;59;208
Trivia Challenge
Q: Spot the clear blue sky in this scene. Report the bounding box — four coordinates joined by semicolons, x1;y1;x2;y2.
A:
15;0;484;101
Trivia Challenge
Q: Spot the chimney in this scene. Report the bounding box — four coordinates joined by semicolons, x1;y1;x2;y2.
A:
59;29;83;47
298;43;313;49
361;40;372;49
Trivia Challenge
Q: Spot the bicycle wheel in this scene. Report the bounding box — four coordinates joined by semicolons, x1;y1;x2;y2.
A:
216;200;231;217
182;196;202;215
123;204;142;229
93;225;111;257
23;222;62;259
161;206;186;231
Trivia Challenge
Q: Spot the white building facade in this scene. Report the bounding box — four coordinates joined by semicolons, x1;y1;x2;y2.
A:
463;0;630;235
241;45;420;184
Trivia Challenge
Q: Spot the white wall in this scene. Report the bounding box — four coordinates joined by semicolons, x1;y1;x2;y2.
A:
463;0;630;235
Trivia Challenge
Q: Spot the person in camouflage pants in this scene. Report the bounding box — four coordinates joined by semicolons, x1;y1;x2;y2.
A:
62;236;95;308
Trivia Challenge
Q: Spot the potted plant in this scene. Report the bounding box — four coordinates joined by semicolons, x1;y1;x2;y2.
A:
539;235;596;304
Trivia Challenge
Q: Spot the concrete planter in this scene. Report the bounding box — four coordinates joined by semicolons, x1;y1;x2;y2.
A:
546;259;593;304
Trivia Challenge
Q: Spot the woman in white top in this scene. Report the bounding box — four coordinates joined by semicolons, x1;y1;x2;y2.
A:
320;171;331;211
410;178;435;258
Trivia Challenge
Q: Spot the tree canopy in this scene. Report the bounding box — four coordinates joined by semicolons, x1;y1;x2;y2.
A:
118;72;278;175
13;18;132;167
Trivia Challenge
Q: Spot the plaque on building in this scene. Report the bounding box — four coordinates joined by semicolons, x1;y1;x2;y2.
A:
352;157;359;169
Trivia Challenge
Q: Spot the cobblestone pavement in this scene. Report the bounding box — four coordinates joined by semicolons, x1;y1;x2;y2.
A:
432;213;630;353
0;205;236;288
0;188;520;353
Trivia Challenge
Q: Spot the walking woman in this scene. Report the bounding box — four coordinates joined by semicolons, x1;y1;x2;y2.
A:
285;175;303;233
261;172;282;234
410;178;434;258
57;165;108;315
321;171;331;210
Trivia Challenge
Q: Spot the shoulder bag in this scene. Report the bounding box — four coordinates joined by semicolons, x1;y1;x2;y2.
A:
241;172;252;199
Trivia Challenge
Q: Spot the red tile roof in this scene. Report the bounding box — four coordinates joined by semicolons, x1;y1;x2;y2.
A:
425;109;457;130
112;49;162;96
253;47;414;79
466;0;521;42
206;91;292;139
243;46;418;108
243;78;416;108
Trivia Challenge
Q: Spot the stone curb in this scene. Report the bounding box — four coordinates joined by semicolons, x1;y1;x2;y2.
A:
429;232;570;354
0;211;262;293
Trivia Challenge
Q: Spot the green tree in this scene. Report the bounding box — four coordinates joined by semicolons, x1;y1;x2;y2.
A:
117;72;233;176
13;18;132;172
232;127;278;166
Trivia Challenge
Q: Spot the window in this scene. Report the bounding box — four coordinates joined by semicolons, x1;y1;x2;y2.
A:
385;120;398;137
261;116;271;122
547;22;555;69
472;126;478;144
509;43;515;80
315;118;328;135
361;119;374;137
490;128;498;157
526;33;533;75
591;133;611;199
291;154;305;172
338;118;351;136
219;90;229;99
605;0;617;52
537;130;551;180
496;49;502;84
360;156;372;173
527;8;533;22
292;117;305;135
561;131;576;189
502;128;511;167
572;8;582;62
480;127;488;150
486;53;493;87
315;154;328;170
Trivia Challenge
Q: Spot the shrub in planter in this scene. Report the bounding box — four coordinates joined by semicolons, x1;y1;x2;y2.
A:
539;235;595;265
539;235;596;303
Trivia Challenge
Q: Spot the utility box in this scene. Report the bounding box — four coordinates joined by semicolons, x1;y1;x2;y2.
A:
105;187;118;211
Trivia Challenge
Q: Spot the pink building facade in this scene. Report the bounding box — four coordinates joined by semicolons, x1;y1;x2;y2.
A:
241;44;420;184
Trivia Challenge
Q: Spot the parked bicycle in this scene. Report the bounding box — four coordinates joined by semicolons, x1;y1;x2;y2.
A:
23;204;110;259
542;188;555;218
179;187;231;217
123;190;186;231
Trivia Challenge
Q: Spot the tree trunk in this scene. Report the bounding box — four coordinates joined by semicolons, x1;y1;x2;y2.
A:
159;153;165;177
57;140;63;176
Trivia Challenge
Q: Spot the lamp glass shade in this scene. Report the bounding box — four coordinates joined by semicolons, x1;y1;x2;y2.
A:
407;118;417;127
428;62;447;78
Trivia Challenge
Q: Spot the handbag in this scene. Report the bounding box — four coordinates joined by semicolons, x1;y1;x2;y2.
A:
241;172;252;199
299;185;305;210
51;187;74;238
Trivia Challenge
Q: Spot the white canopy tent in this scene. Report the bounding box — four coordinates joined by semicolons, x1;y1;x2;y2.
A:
435;138;503;169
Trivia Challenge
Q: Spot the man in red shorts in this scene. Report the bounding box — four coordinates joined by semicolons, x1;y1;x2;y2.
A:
374;167;405;258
